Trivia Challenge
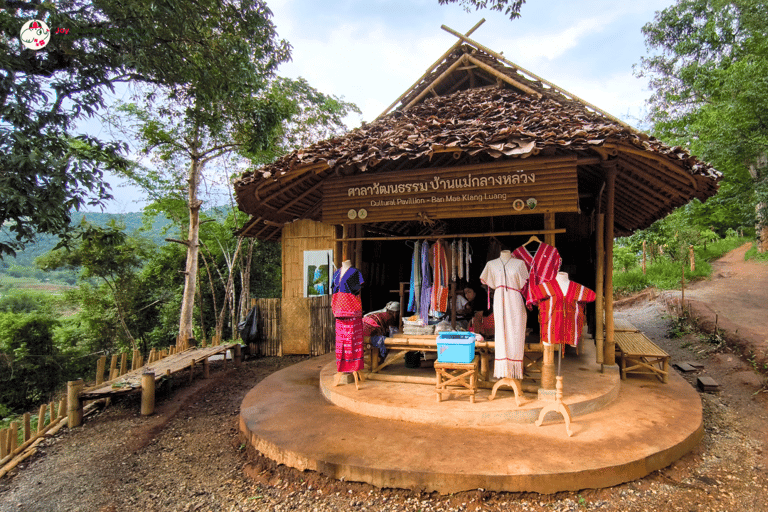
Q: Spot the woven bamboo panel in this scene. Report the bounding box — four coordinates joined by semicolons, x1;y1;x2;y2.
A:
282;219;335;299
309;294;334;356
255;298;281;356
614;331;668;357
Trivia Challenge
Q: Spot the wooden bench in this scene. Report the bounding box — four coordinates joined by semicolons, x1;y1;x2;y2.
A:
615;330;670;383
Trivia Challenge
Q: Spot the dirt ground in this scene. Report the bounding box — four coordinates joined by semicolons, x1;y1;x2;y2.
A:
2;246;768;511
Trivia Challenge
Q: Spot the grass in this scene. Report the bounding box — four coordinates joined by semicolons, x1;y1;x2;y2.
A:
614;236;747;295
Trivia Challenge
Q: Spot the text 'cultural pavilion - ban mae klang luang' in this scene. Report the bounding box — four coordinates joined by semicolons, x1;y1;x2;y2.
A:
234;24;721;494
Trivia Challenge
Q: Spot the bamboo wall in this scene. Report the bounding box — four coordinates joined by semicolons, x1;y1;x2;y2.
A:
254;298;282;356
308;294;334;356
281;219;335;354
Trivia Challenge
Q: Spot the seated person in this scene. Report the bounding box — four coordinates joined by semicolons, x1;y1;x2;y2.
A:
363;301;400;337
455;286;477;320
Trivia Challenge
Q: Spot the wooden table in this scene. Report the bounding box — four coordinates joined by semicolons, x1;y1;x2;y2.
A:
435;355;480;403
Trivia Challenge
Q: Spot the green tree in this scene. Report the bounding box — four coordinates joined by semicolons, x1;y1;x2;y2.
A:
638;0;768;249
0;0;289;258
438;0;526;19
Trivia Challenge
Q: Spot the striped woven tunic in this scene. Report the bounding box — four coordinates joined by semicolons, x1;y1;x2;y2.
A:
530;279;595;346
512;242;562;309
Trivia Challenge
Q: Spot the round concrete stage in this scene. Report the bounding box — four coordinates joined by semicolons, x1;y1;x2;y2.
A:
239;346;703;494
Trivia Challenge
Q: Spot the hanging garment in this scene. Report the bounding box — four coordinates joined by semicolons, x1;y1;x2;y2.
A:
431;240;449;314
530;279;596;345
465;239;471;281
450;240;457;282
407;240;421;313
512;242;562;309
332;267;364;372
458;238;464;280
480;255;529;379
419;241;432;324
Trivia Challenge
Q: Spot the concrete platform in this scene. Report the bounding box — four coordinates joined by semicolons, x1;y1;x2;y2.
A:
239;351;703;494
322;342;620;426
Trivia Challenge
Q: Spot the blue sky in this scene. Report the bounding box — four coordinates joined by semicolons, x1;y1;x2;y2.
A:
95;0;672;213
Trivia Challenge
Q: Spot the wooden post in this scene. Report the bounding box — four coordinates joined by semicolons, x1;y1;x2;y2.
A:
37;404;47;434
120;352;128;376
0;429;7;459
96;355;106;385
542;213;557;390
234;344;242;368
689;245;695;272
141;372;155;416
681;260;686;310
189;360;195;384
67;379;84;428
603;164;617;366
203;357;210;378
595;213;605;364
59;395;67;419
642;240;647;275
354;224;363;272
334;225;343;271
109;355;118;381
342;224;351;262
8;422;18;452
223;348;228;370
23;413;31;442
49;401;56;422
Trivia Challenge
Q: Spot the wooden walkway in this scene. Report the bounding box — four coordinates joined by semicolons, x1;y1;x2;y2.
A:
81;344;239;400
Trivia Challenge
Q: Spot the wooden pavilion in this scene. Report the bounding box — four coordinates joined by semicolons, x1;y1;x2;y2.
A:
233;24;720;391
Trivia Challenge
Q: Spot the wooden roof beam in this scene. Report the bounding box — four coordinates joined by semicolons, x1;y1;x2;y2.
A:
604;143;697;190
404;54;472;111
464;54;541;98
376;19;486;121
440;25;637;132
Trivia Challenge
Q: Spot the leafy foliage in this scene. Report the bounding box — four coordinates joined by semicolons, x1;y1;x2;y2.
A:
1;0;290;258
638;0;768;226
438;0;527;20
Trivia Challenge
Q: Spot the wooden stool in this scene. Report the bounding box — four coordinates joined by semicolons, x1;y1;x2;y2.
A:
435;355;479;403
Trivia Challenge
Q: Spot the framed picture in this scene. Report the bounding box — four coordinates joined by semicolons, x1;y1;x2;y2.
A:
303;249;334;297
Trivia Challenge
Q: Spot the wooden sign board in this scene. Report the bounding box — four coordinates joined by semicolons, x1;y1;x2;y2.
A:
322;156;579;224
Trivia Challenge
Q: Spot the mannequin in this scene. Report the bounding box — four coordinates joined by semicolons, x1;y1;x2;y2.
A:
555;271;570;293
331;260;365;389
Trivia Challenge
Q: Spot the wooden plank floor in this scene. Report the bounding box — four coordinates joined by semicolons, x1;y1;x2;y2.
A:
81;344;237;400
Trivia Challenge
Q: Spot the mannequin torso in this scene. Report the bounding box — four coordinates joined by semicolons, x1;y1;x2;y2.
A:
555;271;570;293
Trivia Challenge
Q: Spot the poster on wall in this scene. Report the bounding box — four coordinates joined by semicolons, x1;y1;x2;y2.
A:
303;250;334;297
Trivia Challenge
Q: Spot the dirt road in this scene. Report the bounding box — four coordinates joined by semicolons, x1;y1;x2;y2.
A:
1;245;768;511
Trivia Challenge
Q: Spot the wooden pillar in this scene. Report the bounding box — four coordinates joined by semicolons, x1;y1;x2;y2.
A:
642;240;647;275
0;429;7;459
141;372;155;416
119;352;128;376
67;379;84;428
342;224;351;262
234;344;242;367
354;224;364;271
603;163;617;366
37;404;47;434
542;213;557;390
96;355;106;385
49;401;56;422
595;213;605;364
8;422;18;452
334;225;343;270
203;357;210;378
109;355;118;381
23;412;31;442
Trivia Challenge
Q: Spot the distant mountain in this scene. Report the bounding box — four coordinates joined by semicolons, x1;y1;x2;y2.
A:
1;212;177;268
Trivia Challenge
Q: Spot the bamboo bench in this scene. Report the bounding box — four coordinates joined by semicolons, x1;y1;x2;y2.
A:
614;330;670;383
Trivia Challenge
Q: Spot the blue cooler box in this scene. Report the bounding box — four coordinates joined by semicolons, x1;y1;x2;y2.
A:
436;331;476;363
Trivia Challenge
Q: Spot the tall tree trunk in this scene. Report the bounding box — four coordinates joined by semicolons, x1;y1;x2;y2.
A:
215;236;244;342
750;155;768;253
178;157;203;348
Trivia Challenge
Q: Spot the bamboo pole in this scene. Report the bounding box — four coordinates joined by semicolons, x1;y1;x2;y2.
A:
96;355;106;385
141;372;155;416
403;54;473;110
334;228;566;243
376;19;486;120
49;401;56;422
464;54;542;98
354;224;363;272
604;165;617;366
690;245;695;272
0;429;7;459
595;214;605;365
58;395;66;420
67;379;84;428
109;355;118;381
36;404;47;434
8;422;18;453
120;352;128;376
642;240;647;275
